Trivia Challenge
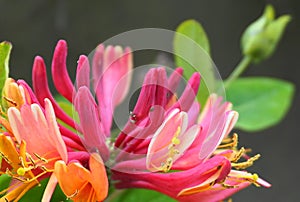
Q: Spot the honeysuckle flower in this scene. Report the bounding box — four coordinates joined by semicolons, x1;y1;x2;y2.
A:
0;78;35;134
0;99;67;201
54;153;108;202
2;78;27;110
112;67;270;201
0;134;39;201
32;40;132;160
21;40;131;200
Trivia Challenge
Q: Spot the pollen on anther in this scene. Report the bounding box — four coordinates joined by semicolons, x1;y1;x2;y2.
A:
17;167;26;176
172;137;180;145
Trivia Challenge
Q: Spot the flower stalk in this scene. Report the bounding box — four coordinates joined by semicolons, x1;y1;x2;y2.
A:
224;56;252;88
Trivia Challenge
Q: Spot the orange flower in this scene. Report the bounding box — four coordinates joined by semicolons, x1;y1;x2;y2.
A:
0;134;39;201
54;153;108;202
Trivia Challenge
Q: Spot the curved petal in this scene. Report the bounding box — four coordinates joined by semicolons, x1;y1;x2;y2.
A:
89;153;109;200
32;56;77;129
76;55;90;89
74;87;109;160
54;153;108;202
7;99;68;164
51;40;75;103
41;173;58;202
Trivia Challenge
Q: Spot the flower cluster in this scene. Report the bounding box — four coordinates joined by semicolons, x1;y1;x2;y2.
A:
0;40;270;202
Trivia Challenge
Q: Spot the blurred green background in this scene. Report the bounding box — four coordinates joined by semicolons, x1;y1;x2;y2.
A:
0;0;299;201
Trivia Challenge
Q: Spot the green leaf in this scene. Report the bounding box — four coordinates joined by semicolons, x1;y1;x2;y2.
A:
55;95;79;132
174;19;215;105
55;95;74;117
174;19;210;55
226;77;295;132
19;178;70;202
0;174;11;196
0;41;12;100
107;189;176;202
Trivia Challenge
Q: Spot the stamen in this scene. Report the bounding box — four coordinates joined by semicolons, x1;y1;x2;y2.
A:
26;153;37;168
0;151;12;164
33;153;48;163
218;133;238;149
168;126;181;150
221;182;237;189
160;126;181;172
230;173;261;187
17;167;33;176
231;147;245;162
231;154;260;170
3;96;17;107
216;178;237;189
3;150;54;185
160;157;173;173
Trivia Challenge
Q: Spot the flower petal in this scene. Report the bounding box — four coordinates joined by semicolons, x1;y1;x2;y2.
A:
76;55;90;89
74;87;109;160
8;99;67;164
54;153;108;202
89;153;109;200
32;55;77;129
41;173;58;202
51;40;75;103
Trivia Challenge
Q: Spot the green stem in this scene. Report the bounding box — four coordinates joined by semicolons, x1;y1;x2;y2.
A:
224;56;252;88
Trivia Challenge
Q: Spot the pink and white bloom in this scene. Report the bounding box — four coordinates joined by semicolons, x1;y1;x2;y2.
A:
7;99;68;202
112;67;270;202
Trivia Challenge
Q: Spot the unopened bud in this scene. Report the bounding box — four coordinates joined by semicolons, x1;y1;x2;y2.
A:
241;5;291;63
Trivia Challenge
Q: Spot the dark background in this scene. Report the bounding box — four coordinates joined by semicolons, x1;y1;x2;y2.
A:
0;0;299;201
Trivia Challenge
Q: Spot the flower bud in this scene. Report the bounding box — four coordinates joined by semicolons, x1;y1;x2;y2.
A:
241;5;291;63
2;78;30;110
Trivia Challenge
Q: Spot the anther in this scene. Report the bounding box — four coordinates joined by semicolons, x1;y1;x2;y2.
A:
0;152;11;164
3;96;17;107
221;183;237;189
218;133;238;149
26;153;37;168
231;147;246;162
231;154;261;169
162;157;173;173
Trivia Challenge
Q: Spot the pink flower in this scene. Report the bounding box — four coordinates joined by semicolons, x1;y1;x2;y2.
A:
112;67;270;201
6;98;68;201
32;40;133;160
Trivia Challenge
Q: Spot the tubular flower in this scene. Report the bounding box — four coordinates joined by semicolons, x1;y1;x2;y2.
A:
0;134;39;202
0;98;67;201
54;153;108;202
0;78;35;134
28;40;131;200
112;67;270;202
32;40;133;160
